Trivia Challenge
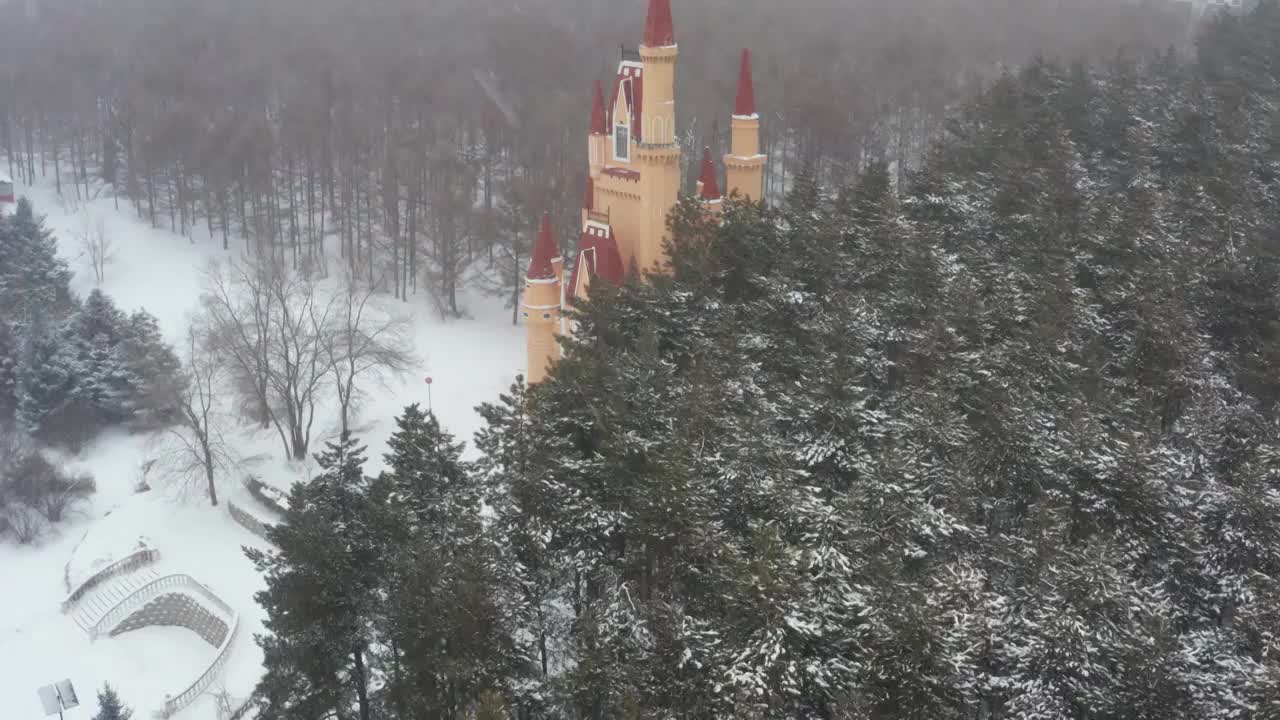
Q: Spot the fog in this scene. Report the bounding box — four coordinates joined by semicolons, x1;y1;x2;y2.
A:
0;0;1192;310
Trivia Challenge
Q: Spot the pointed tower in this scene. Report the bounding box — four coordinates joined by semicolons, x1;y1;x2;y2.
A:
523;212;563;384
696;146;723;213
635;0;682;275
725;49;766;202
588;80;608;180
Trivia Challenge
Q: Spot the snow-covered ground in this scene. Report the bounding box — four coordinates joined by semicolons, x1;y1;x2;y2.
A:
0;177;524;718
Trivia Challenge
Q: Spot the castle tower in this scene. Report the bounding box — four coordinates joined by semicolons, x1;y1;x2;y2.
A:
696;146;723;213
523;212;563;384
634;0;682;275
725;49;766;202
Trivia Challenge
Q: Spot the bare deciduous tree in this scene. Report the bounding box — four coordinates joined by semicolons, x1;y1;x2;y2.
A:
3;504;44;544
79;213;113;285
160;326;233;506
263;261;337;461
203;257;336;461
326;271;415;436
203;259;275;429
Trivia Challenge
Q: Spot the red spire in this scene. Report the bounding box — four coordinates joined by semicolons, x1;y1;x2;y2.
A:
643;0;675;47
590;80;607;135
735;49;756;116
699;147;721;200
582;176;594;211
526;212;560;281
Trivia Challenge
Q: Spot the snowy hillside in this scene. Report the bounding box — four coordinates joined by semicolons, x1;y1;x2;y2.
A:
0;177;523;719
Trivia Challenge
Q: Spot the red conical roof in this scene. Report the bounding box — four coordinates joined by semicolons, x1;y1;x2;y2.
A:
735;49;756;116
643;0;675;47
590;80;607;135
699;147;721;200
526;212;560;281
582;176;594;211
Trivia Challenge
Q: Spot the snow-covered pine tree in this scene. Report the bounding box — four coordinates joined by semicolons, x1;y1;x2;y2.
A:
91;684;133;720
474;379;558;710
117;310;183;428
0;319;18;422
0;199;75;327
15;318;86;445
374;404;511;717
247;434;383;720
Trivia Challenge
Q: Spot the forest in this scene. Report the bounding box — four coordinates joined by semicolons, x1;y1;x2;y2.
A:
244;4;1280;720
0;0;1192;318
4;0;1279;718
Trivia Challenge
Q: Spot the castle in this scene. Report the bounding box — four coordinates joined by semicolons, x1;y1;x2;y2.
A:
522;0;765;383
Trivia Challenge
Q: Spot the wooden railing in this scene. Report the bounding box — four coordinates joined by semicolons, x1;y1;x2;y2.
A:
228;499;276;543
163;607;240;717
88;573;233;639
242;476;288;518
225;697;257;720
84;572;240;717
62;547;160;612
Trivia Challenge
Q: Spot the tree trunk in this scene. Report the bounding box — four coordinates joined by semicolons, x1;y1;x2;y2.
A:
203;443;219;506
351;644;372;720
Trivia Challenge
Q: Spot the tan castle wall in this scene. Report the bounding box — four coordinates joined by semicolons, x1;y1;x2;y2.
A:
524;277;562;384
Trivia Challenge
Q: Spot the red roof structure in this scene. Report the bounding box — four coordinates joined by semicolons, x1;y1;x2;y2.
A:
526;212;561;281
643;0;675;47
608;64;644;143
569;223;625;299
590;80;607;135
735;49;757;117
698;147;721;200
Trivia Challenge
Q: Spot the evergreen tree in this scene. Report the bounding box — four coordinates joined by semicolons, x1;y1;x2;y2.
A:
248;434;382;720
0;319;18;422
16;318;86;444
92;684;133;720
251;6;1280;716
476;379;560;713
375;405;511;718
0;198;74;327
118;310;182;427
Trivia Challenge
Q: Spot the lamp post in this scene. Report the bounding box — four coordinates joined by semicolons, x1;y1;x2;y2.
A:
424;375;433;414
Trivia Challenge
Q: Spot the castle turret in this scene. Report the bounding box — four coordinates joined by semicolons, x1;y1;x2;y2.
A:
589;80;608;179
523;212;563;384
635;0;682;275
725;49;766;202
640;0;676;144
696;146;723;213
